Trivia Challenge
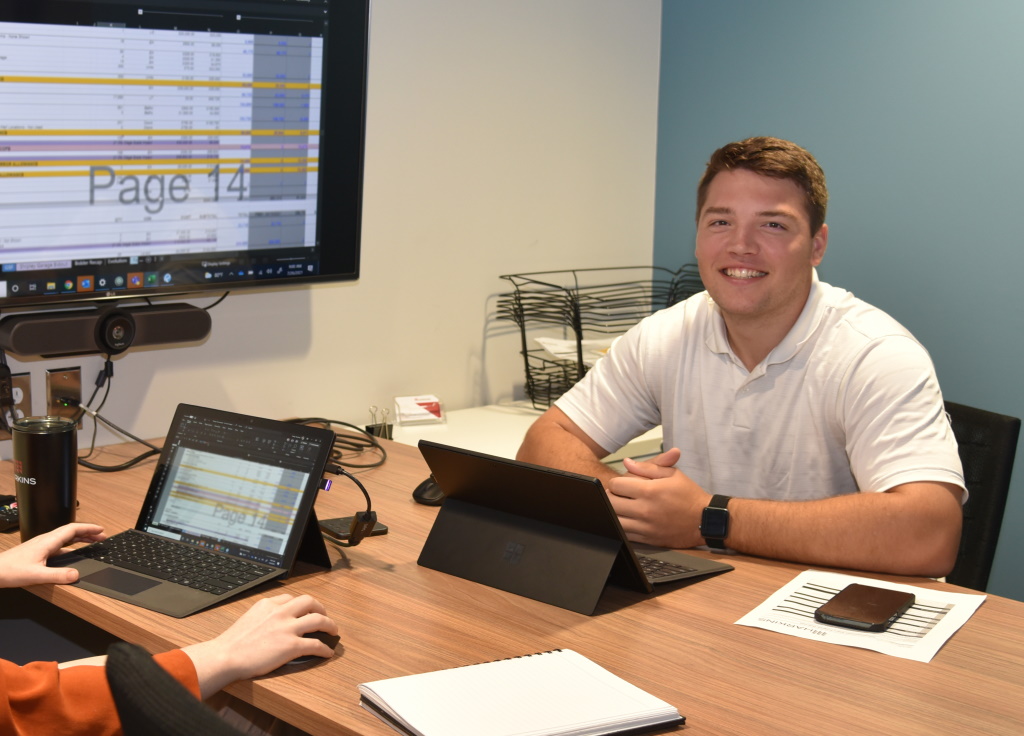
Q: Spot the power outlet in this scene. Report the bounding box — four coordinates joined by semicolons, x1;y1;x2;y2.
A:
0;373;33;441
46;367;82;422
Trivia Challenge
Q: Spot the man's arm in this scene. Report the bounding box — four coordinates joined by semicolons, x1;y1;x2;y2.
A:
725;482;963;577
611;453;963;578
516;406;619;485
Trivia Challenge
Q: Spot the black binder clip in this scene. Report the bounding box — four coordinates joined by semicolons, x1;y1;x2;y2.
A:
365;405;393;439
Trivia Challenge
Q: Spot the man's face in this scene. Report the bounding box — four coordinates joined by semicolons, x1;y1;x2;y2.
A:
695;168;827;331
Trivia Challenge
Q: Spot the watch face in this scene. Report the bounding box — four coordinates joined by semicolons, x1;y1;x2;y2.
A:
701;507;729;538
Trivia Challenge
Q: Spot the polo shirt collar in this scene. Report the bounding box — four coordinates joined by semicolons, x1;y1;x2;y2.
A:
704;269;828;374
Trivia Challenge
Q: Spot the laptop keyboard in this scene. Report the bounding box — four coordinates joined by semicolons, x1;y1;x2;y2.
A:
77;530;275;596
638;554;697;581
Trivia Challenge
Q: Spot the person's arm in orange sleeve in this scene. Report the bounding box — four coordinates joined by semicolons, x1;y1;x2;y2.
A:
2;525;338;735
1;650;198;736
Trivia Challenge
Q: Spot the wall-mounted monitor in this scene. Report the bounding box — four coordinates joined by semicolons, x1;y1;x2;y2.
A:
0;0;367;341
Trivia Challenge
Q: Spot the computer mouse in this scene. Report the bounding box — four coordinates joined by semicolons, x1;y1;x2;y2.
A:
285;631;341;666
412;475;445;506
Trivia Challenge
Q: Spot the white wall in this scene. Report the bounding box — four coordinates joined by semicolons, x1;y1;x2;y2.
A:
4;0;663;454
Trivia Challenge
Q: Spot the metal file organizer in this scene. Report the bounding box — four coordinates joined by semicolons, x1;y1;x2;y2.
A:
496;265;704;409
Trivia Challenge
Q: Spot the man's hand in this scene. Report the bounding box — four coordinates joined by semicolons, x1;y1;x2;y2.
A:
607;448;711;548
0;523;106;588
182;593;339;699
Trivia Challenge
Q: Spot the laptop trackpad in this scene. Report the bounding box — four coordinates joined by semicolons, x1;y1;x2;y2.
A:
82;567;161;596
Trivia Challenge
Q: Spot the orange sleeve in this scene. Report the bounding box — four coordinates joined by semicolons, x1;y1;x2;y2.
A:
0;650;199;736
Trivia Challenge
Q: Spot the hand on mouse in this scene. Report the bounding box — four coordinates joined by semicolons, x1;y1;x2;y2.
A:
287;630;343;665
181;593;339;698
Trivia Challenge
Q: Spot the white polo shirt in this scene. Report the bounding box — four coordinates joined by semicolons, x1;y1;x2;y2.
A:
555;276;965;501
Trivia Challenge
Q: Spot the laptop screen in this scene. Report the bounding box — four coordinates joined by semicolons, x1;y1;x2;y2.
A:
137;406;334;568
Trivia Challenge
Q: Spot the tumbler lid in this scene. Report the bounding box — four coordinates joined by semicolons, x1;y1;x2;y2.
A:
11;416;77;434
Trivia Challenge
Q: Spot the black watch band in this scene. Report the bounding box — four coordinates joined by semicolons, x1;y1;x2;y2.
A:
700;494;732;550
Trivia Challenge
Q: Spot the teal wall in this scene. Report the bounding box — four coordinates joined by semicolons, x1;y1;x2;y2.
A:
654;0;1024;600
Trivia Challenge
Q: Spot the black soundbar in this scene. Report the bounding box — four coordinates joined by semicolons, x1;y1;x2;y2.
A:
0;303;212;358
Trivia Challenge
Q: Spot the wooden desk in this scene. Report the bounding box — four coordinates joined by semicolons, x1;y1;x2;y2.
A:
4;440;1024;735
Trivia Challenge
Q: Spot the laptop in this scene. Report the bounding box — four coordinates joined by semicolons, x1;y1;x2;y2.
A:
50;404;335;618
417;440;733;615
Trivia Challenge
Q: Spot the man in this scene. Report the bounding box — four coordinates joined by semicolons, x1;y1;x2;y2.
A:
1;522;338;734
517;136;964;578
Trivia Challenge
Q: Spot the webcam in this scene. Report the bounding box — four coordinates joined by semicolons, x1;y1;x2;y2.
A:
0;303;211;358
96;309;137;354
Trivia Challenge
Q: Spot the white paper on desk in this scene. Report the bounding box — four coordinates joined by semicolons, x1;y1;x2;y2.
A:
735;570;985;663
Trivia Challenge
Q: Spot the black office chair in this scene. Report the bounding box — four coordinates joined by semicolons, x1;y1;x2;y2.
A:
944;401;1021;591
105;642;245;736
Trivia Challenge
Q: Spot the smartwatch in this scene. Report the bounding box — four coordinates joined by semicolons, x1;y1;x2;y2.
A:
700;494;732;550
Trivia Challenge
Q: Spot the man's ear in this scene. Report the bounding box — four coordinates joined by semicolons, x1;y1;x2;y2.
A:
811;223;828;265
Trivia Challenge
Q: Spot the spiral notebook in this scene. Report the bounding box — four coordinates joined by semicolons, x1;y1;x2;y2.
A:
358;648;684;736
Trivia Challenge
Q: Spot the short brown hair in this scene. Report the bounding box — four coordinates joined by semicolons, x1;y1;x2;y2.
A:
695;137;828;235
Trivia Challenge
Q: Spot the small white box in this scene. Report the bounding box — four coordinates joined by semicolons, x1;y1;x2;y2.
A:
394;395;445;425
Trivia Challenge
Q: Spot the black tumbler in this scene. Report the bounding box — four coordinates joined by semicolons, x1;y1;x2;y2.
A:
12;416;77;542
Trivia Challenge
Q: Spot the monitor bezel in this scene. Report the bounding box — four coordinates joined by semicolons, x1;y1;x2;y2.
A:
0;0;367;312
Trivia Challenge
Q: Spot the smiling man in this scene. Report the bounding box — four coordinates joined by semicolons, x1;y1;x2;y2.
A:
516;136;965;578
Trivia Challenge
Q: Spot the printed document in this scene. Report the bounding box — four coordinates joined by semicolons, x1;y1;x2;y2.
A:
736;570;985;662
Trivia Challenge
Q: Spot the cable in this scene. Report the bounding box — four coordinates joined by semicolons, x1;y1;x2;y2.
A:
322;464;377;547
58;371;384;475
326;464;371;512
288;417;388;469
202;292;230;310
75;357;115;460
74;402;161;453
0;348;13;434
141;292;229;311
57;365;162;471
77;447;161;472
